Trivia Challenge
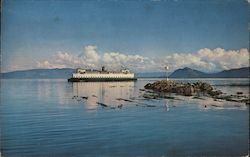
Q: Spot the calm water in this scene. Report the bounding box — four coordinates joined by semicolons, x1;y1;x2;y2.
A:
1;79;249;156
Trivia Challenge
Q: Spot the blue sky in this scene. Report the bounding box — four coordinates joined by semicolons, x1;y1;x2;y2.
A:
1;0;249;72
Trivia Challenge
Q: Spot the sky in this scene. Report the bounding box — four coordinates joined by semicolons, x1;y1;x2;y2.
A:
1;0;249;73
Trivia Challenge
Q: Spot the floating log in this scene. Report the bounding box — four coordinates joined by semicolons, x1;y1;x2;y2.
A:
236;92;243;95
146;105;156;107
211;104;221;107
116;98;134;102
96;102;108;107
81;96;88;99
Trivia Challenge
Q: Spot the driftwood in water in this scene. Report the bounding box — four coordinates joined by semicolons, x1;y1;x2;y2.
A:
97;102;108;107
81;96;88;99
116;98;134;102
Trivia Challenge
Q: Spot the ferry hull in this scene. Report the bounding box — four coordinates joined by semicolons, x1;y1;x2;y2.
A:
68;77;137;82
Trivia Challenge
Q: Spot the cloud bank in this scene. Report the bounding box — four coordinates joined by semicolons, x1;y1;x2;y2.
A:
164;48;249;72
37;45;249;72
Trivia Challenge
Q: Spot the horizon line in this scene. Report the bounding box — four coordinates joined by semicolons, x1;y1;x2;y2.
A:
1;66;249;74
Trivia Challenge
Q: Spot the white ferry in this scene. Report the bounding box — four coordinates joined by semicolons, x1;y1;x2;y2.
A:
68;66;137;82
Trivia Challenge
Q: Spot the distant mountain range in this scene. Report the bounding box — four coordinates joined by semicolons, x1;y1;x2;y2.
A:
1;67;249;79
1;68;74;79
170;67;249;78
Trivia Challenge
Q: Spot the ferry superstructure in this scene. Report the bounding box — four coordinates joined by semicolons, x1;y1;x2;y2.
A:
68;67;137;82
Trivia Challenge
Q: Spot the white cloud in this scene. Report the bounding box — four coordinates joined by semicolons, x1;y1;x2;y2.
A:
102;52;149;71
82;45;100;65
36;45;249;72
37;60;67;69
162;48;249;72
37;46;101;69
36;45;150;71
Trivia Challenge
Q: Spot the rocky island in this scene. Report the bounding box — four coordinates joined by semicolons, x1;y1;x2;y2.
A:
144;80;249;105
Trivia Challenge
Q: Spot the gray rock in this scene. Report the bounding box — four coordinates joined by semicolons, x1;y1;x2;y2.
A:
144;80;249;104
145;80;216;97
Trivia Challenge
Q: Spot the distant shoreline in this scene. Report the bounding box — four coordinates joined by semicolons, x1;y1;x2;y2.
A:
1;78;249;81
1;67;249;79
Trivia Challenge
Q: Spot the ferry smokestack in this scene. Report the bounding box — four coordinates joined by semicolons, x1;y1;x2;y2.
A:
102;66;105;72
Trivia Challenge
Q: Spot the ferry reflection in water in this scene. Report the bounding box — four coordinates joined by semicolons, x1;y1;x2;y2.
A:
72;81;135;111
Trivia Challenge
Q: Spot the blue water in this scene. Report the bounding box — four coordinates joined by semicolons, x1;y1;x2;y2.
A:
1;79;249;156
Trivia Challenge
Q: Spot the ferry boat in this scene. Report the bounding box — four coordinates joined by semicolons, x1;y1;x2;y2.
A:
68;66;137;82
